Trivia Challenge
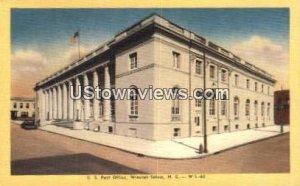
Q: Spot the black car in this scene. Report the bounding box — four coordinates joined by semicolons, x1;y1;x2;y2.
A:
21;119;38;129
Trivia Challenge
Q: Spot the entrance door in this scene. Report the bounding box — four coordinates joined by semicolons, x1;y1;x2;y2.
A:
11;111;18;120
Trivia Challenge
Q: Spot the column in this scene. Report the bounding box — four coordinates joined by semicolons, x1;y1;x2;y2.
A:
57;85;62;119
103;65;111;121
93;70;100;120
53;87;57;119
75;77;81;121
68;80;74;120
45;90;49;120
49;89;53;120
83;73;91;120
62;82;68;120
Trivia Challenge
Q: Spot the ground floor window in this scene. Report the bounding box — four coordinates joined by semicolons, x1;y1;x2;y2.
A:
255;123;258;128
173;128;181;137
224;125;228;131
235;124;239;129
262;123;265;127
247;124;250;129
194;116;200;126
108;126;113;133
212;126;217;132
21;112;28;118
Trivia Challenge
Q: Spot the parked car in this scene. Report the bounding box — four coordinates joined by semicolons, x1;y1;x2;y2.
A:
21;119;38;129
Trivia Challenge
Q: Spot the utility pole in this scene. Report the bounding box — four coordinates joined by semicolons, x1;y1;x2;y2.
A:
203;52;208;153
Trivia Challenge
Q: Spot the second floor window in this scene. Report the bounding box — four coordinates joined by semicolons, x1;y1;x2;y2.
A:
129;87;138;117
245;99;250;116
195;99;202;108
13;103;17;108
221;100;226;116
129;52;137;70
20;103;23;109
261;84;264;93
209;100;215;115
173;52;180;68
26;103;29;108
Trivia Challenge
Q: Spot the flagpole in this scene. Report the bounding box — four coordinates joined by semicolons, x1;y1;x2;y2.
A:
78;30;81;59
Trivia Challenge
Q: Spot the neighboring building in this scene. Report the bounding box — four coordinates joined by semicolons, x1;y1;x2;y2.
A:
274;90;289;125
34;14;275;140
11;97;35;120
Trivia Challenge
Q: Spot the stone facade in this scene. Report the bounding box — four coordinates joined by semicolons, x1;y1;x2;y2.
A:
10;97;35;119
34;14;275;140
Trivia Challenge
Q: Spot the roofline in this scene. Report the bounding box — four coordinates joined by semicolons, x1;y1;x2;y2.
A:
11;97;35;101
35;13;276;88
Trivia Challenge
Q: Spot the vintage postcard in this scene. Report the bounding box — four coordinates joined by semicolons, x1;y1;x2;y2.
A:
0;0;299;186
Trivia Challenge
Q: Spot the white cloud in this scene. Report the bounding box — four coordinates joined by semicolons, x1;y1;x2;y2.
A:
11;44;99;97
229;35;288;90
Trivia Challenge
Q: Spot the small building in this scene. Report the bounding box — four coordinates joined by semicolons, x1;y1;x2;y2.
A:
274;90;289;125
10;97;35;120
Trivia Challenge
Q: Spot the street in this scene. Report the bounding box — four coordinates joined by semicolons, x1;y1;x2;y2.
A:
11;123;289;174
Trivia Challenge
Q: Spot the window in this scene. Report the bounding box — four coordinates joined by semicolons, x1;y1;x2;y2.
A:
13;103;17;108
234;97;239;119
261;84;264;93
221;69;227;82
89;100;94;118
173;128;181;137
209;100;215;115
255;123;258;128
195;99;202;108
129;52;137;70
261;102;265;117
195;116;200;126
221;100;226;116
262;123;265;127
268;86;270;95
129;87;138;117
234;74;239;86
20;103;23;109
108;126;113;133
195;60;202;75
209;65;216;79
255;82;258;91
212;126;217;132
245;99;250;116
99;101;104;118
26;103;29;108
254;101;258;117
21;112;28;117
247;124;250;129
267;103;270;119
224;125;228;131
171;87;180;121
33;103;35;109
235;124;239;129
173;52;180;68
246;79;250;89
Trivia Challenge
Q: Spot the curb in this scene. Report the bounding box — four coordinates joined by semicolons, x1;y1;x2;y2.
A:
38;126;289;160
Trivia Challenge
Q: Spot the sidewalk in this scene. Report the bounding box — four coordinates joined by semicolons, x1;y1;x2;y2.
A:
38;124;289;159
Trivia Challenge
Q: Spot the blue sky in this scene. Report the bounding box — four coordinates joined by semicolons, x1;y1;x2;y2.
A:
12;8;289;53
11;9;289;97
